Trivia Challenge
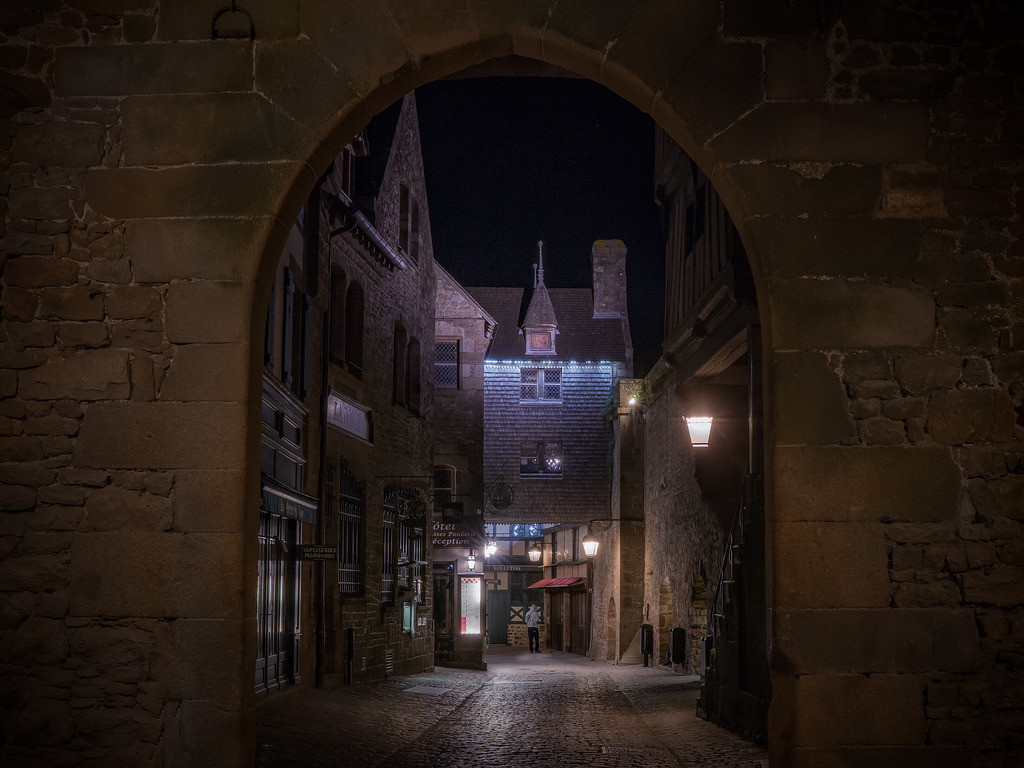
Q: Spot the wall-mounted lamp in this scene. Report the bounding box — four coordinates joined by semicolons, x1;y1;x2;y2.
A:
466;552;476;571
582;534;600;558
485;539;497;557
527;543;542;562
685;416;714;448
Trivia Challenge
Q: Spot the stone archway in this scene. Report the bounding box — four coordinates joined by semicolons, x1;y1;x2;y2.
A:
3;3;1017;767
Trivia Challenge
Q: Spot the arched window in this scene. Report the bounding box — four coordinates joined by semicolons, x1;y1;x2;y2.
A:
329;266;346;365
393;323;408;405
345;282;364;377
406;337;421;415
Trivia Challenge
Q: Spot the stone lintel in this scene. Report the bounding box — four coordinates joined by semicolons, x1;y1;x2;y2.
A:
775;522;891;609
775;608;980;674
708;102;930;164
54;43;254;97
86;163;315;221
127;217;284;284
121;93;314;166
165;282;253;344
749;216;921;279
770;279;935;350
70;531;246;618
770;673;927;748
772;446;960;523
74;402;247;469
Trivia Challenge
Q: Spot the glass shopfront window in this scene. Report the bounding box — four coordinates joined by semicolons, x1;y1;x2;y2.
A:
460;575;482;634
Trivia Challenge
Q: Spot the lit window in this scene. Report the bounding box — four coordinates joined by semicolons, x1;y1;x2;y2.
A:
520;367;561;402
526;331;554;354
521;442;562;477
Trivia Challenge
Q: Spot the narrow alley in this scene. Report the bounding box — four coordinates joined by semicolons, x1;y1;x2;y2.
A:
255;646;768;768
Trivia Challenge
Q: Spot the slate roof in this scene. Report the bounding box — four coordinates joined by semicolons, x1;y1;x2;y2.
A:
467;286;629;363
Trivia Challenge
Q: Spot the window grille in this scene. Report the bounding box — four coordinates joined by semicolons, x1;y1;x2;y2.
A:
520;367;561;402
338;464;364;595
433;466;455;508
521;442;562;476
382;490;396;604
435;341;459;388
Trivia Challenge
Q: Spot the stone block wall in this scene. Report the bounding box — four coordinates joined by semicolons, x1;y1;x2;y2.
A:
506;621;545;650
0;1;1021;766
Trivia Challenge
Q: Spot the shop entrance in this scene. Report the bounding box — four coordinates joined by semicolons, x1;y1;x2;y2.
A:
487;590;510;644
432;567;455;663
255;513;299;696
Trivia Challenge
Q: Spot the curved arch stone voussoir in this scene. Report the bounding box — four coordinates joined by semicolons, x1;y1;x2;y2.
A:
1;1;1020;766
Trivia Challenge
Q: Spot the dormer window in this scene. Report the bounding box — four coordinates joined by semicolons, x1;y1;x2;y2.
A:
526;330;555;355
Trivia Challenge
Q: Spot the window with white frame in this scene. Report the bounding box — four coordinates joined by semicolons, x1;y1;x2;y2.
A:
521;441;562;477
520;366;561;402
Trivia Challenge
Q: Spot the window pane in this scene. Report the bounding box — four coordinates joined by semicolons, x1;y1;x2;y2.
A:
435;341;458;389
520;367;539;400
542;368;561;400
520;443;539;475
544;442;562;474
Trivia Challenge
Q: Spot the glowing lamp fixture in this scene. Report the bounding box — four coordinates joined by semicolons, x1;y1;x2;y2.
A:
582;534;600;558
466;553;476;571
527;544;542;562
485;539;497;557
685;416;714;448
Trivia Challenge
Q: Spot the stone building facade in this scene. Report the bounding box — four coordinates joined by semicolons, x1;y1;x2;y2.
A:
316;93;437;684
0;2;1022;767
432;263;494;668
469;242;635;654
641;128;769;739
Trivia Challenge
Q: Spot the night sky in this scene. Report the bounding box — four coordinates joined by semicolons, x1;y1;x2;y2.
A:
413;77;666;376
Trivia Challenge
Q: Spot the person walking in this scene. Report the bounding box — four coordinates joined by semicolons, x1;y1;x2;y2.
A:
525;603;540;653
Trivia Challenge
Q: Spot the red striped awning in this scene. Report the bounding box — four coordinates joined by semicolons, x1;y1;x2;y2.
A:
528;577;586;589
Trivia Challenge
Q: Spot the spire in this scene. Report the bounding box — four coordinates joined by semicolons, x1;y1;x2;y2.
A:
522;241;559;355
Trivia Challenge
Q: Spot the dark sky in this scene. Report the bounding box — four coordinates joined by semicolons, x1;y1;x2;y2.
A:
413;77;666;376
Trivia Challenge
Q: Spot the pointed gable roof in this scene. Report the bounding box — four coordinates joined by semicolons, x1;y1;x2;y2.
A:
521;241;558;330
522;282;558;329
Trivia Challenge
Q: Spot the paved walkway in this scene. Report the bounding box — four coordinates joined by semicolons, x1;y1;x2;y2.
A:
255;645;768;767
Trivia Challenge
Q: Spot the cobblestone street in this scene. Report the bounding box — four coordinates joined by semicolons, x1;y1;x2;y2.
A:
256;646;768;767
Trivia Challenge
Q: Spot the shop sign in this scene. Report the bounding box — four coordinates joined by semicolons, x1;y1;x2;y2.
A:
432;513;485;549
296;545;338;561
327;390;373;443
261;475;318;524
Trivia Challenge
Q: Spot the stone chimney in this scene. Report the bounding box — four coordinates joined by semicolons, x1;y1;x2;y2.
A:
592;239;627;318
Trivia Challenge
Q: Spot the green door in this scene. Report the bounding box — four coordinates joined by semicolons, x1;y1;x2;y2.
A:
487;589;511;644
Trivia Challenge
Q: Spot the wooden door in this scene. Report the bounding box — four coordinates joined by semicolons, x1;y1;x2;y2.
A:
487;589;510;644
570;589;588;655
548;594;564;651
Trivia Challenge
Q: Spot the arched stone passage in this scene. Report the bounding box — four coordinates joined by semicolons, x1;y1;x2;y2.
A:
2;3;1019;767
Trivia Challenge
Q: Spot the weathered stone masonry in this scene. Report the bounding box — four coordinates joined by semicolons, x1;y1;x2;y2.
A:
0;2;1022;767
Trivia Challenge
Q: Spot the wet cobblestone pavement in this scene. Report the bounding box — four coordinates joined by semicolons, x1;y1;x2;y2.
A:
256;646;768;767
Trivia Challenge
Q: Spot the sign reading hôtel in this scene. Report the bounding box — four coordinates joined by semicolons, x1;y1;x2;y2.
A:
326;389;373;443
432;513;485;550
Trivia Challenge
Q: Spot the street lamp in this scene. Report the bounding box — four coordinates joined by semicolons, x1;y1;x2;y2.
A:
685;416;714;448
527;543;542;562
485;539;497;557
581;534;600;558
466;552;476;571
